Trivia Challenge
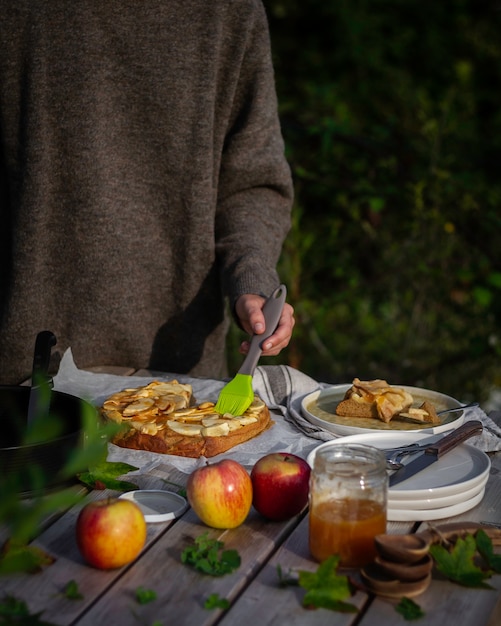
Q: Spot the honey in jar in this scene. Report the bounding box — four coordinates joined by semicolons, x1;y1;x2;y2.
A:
309;444;388;568
309;497;386;566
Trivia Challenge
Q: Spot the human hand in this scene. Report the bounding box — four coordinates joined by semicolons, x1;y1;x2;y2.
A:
234;293;295;356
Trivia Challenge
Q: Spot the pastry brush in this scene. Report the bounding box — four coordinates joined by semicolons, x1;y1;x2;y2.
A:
214;284;287;416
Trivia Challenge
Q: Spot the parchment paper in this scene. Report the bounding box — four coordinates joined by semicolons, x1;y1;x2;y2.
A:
52;349;321;474
52;349;501;476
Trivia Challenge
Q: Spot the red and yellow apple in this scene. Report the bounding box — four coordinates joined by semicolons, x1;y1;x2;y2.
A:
250;452;311;521
186;459;252;529
76;497;147;569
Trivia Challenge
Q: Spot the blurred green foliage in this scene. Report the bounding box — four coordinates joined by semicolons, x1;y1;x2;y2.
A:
0;402;119;575
231;0;501;403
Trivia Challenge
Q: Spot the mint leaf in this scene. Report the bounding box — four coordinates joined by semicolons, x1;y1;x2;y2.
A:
297;556;358;613
0;595;57;625
135;587;157;605
63;580;83;600
429;534;493;588
395;597;425;620
475;530;501;574
276;564;299;587
204;593;230;610
181;533;241;576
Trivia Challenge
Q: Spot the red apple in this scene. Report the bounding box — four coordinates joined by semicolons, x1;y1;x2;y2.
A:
251;452;311;521
76;497;147;569
186;459;252;529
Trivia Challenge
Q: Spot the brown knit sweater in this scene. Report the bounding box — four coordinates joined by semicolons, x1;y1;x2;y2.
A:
0;0;293;383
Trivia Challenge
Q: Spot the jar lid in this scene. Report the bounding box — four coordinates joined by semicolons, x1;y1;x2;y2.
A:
119;489;188;523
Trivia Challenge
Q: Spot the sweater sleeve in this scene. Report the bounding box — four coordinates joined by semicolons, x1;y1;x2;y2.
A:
214;0;293;307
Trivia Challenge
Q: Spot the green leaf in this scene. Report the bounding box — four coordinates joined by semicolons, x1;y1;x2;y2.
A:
93;461;139;477
475;530;501;574
297;556;358;613
204;593;230;610
63;580;83;601
135;587;157;605
0;484;84;564
160;479;187;498
276;564;299;587
471;286;492;308
181;533;241;577
59;404;120;478
23;414;64;446
395;597;425;620
487;271;501;289
429;535;493;588
0;595;57;625
0;541;55;576
76;461;138;491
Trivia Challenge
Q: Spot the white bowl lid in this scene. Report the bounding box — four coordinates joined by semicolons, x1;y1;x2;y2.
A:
119;489;188;523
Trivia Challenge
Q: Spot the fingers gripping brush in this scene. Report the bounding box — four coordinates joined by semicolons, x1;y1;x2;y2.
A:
214;285;287;416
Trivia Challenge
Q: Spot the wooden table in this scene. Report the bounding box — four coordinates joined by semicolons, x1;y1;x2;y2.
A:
1;368;500;626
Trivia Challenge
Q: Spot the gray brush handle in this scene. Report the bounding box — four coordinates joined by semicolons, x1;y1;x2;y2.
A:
237;284;287;376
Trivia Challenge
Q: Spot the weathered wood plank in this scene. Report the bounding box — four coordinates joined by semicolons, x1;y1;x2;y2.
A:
216;514;414;626
74;506;305;626
218;513;368;626
0;467;187;625
356;453;501;626
357;570;501;626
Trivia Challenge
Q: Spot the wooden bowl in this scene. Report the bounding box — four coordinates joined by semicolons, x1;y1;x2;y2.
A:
375;554;433;581
361;562;432;598
374;533;430;564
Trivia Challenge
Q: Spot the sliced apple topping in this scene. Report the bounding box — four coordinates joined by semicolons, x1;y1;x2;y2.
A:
123;397;156;416
167;421;203;436
201;422;230;437
236;416;258;426
201;416;226;427
104;409;123;423
103;382;267;439
129;420;158;434
247;398;266;412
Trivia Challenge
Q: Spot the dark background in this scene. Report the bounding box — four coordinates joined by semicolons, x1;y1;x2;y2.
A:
229;0;501;406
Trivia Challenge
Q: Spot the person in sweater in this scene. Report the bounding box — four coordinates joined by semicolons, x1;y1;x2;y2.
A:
0;0;295;384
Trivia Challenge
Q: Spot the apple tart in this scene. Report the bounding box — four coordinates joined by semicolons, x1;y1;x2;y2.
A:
101;380;272;458
336;378;440;424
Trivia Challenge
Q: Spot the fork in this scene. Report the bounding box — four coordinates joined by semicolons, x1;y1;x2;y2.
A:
436;401;479;415
214;284;287;416
384;441;439;470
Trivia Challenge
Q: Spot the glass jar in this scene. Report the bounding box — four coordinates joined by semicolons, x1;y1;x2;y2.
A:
309;443;387;568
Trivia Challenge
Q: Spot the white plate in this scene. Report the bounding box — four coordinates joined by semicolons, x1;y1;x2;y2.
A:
388;443;490;500
388;481;487;510
119;490;188;523
301;385;464;437
307;433;491;502
388;488;485;522
307;431;441;469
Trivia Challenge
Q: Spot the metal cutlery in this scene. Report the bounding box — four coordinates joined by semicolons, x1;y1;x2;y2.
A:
388;420;483;486
436;401;479;415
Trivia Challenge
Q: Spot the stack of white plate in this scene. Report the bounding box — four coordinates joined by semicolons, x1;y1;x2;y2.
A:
306;432;490;522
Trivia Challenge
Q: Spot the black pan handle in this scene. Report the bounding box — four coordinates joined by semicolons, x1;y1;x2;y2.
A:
31;330;57;387
26;331;57;427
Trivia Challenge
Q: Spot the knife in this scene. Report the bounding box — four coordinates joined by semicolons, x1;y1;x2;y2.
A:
27;330;57;427
389;420;484;487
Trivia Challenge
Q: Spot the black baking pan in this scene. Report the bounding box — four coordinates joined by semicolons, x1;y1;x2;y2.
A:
0;332;95;496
